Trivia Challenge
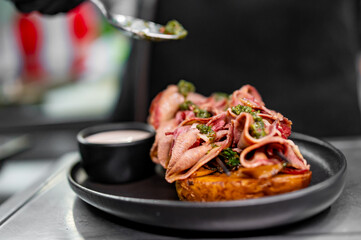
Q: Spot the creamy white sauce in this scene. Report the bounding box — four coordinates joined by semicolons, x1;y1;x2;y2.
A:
85;130;151;144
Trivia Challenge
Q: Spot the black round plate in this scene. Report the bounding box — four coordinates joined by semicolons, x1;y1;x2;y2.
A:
67;132;347;231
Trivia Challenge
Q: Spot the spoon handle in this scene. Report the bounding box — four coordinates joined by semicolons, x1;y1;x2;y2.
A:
89;0;108;17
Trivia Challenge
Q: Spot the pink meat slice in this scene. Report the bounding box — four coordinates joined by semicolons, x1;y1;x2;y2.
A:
259;111;292;138
165;127;233;183
207;112;228;131
150;119;178;167
240;136;309;170
187;92;208;105
166;144;213;178
232;112;278;149
229;85;265;107
148;85;184;129
175;111;196;124
166;128;199;172
197;95;229;115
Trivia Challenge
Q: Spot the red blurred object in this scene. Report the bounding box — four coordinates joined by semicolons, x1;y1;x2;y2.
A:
15;14;45;82
67;3;99;78
13;2;100;83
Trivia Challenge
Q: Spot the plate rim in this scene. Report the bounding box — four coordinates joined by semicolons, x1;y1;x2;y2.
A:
67;132;347;208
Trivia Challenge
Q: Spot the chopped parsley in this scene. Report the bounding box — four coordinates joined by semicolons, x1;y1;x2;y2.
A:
231;105;254;115
196;124;216;142
162;20;188;37
177;80;195;97
179;100;212;118
193;108;212;118
219;148;240;168
179;100;194;111
231;104;266;139
249;121;266;139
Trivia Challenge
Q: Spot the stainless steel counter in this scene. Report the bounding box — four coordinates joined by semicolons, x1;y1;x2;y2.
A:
0;138;361;239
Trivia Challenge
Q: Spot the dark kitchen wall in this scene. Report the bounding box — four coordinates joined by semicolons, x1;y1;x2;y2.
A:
145;0;361;137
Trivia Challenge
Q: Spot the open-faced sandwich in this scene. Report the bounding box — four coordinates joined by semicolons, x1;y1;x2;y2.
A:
148;80;311;202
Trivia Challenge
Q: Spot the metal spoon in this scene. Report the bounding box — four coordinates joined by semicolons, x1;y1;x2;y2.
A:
90;0;187;41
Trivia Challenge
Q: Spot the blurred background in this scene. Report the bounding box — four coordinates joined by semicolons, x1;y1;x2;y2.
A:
0;0;137;203
0;0;360;204
0;0;133;126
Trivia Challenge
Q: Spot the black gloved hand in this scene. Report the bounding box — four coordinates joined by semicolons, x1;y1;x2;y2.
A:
10;0;85;15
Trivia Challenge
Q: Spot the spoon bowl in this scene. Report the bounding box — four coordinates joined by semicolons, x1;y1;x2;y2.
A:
90;0;187;41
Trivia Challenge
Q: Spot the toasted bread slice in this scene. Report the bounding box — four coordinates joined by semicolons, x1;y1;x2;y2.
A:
176;170;312;202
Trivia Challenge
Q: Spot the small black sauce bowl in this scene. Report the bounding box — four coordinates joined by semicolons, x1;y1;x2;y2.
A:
77;122;156;184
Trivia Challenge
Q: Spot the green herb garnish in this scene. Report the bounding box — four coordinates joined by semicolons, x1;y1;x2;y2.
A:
196;124;216;142
163;20;188;37
177;80;195;97
179;100;212;118
179;100;194;111
249;121;266;139
219;148;240;168
193;108;212;118
231;104;266;139
231;105;253;115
